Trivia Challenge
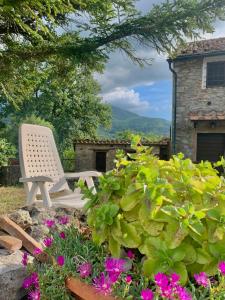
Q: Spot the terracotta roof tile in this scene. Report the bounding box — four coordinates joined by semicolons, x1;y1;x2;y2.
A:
74;139;170;146
189;111;225;121
177;37;225;58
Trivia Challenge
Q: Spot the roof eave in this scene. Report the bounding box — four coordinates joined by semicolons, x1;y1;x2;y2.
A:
169;50;225;62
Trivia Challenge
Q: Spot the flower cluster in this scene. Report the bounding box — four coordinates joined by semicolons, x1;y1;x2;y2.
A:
154;273;192;300
22;252;29;266
22;272;40;300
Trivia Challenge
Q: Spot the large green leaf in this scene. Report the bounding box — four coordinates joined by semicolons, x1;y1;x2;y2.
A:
120;189;143;211
109;235;121;258
143;258;169;277
172;262;188;285
196;248;212;264
164;221;188;249
182;244;197;265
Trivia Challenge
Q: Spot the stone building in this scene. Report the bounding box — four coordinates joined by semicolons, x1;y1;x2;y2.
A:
74;139;170;172
169;37;225;162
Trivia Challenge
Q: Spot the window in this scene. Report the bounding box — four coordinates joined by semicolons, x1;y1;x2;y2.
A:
206;61;225;87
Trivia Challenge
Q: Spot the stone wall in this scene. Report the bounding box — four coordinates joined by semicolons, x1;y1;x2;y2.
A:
174;57;225;160
74;142;170;172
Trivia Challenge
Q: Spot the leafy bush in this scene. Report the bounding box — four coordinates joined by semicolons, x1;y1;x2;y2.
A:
85;137;225;284
0;138;16;167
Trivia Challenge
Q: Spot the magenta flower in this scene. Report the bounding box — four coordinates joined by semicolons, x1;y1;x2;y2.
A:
30;272;39;289
78;262;92;278
93;273;112;295
105;257;126;274
22;252;28;266
154;273;175;299
126;275;132;284
194;272;209;287
127;250;135;259
171;273;180;284
58;215;69;225
22;273;39;289
141;289;154;300
219;261;225;275
59;232;66;239
176;286;192;300
22;276;33;289
33;248;43;255
57;255;65;266
43;237;54;248
155;272;169;289
28;290;40;300
43;219;55;228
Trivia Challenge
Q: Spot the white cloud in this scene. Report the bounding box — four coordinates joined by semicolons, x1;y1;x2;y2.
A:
95;49;170;93
102;87;150;114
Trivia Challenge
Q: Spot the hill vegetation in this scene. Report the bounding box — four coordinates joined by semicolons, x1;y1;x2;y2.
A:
99;106;170;138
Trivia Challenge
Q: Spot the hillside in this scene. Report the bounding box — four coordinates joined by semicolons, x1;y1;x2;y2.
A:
100;106;170;137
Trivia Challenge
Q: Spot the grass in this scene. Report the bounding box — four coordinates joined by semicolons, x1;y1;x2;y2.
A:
0;185;25;215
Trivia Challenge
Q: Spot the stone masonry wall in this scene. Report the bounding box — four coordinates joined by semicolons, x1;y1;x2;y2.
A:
74;144;161;172
174;57;225;160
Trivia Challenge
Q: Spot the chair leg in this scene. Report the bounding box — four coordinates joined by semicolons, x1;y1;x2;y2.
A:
39;182;52;208
27;182;38;206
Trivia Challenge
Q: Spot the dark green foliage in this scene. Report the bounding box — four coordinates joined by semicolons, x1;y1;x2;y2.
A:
0;138;16;167
0;60;111;150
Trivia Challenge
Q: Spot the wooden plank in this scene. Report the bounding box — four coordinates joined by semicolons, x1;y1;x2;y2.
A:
0;235;22;251
0;216;42;255
66;277;117;300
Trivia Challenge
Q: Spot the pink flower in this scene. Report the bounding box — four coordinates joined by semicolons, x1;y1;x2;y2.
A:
57;255;65;266
58;215;69;225
43;219;55;228
126;275;132;284
171;273;180;284
22;277;33;289
59;232;66;239
30;272;39;289
194;272;209;287
141;289;154;300
28;290;40;300
93;273;112;295
176;286;192;300
22;252;28;266
105;257;126;274
78;262;92;278
219;261;225;275
43;237;53;248
127;250;135;259
33;248;43;255
155;272;169;289
22;273;39;289
154;273;174;298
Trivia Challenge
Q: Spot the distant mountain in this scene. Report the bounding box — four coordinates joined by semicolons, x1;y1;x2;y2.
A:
100;106;171;137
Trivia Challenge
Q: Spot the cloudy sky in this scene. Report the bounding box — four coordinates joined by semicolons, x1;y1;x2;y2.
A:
96;0;225;121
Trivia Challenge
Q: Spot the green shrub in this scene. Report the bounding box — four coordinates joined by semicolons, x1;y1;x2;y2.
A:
0;138;16;167
85;137;225;284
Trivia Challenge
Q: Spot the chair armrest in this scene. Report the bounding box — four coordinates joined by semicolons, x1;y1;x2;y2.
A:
19;176;53;183
64;171;102;179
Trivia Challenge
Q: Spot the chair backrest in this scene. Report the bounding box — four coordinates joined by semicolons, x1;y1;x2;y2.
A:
19;124;70;193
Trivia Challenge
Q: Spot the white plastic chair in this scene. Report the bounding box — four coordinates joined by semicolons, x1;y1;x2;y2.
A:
19;124;101;209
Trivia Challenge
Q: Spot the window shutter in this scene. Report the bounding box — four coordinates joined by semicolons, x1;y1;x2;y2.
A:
206;61;225;87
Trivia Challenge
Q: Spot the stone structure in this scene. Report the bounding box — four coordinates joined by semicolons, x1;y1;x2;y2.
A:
74;139;170;172
170;37;225;162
